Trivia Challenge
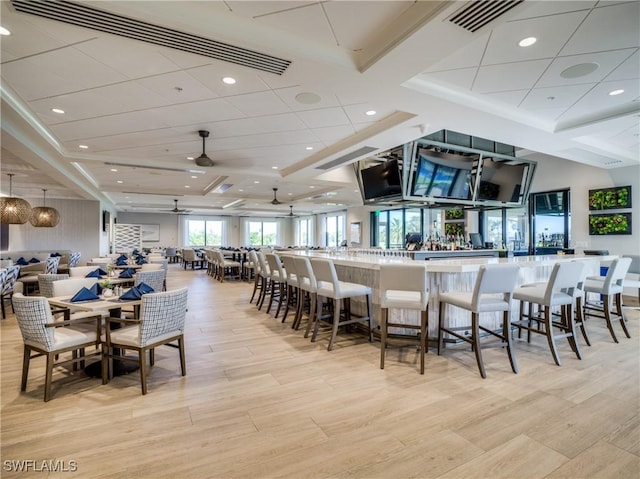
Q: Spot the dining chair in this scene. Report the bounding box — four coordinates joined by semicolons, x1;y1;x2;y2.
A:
264;253;286;317
279;255;299;324
512;261;585;366
583;257;633;342
380;263;429;374
102;288;188;395
135;269;165;293
37;273;70;297
293;256;318;333
256;251;272;310
438;264;520;378
310;258;373;351
13;293;103;401
45;256;61;274
1;265;21;319
70;266;101;277
215;250;241;282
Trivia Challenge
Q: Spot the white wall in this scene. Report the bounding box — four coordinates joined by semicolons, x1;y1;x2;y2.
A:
3;197;101;261
529;156;640;256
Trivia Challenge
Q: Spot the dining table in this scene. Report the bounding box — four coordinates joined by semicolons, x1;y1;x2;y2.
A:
48;294;143;377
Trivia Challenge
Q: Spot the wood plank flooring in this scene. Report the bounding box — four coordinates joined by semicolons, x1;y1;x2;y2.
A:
1;265;638;478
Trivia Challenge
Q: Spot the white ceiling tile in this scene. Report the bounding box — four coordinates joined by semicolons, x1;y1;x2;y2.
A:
605;51;640;82
482;11;588;65
149;98;246;126
295;107;351;129
473;59;552;93
187;64;272;97
273;86;341;111
311;125;356;143
342;105;395;125
536;49;637;88
519;107;569;122
484;90;530;106
322;1;414;51
510;1;597;21
136;71;219;102
560;2;640;55
560;78;640;119
425;35;489;72
226;1;316;18
225;91;291;116
520;83;596;109
421;68;477;91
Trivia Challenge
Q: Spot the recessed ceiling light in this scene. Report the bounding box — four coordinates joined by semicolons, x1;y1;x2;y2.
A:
288;193;293;196
117;180;123;184
609;89;625;96
79;144;89;149
518;37;537;47
305;146;313;150
253;181;259;184
185;185;190;188
191;175;198;179
238;189;244;192
0;27;11;36
365;110;377;116
51;108;65;114
295;92;321;104
271;166;278;170
560;62;599;79
186;156;194;160
110;168;118;172
309;186;315;189
222;77;236;84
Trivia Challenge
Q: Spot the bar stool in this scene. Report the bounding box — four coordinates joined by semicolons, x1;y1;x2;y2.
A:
379;263;429;374
279;255;298;324
248;250;263;304
512;261;584;366
583;257;632;343
438;264;520;378
293;256;317;333
256;251;271;311
310;258;373;351
264;253;285;317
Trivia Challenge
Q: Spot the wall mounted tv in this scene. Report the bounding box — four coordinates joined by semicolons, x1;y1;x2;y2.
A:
360;159;402;201
477;158;529;204
411;149;474;200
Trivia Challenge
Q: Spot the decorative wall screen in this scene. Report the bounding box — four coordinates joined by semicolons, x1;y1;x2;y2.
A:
113;224;142;252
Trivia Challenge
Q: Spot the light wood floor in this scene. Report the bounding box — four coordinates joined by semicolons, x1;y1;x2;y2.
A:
1;265;638;478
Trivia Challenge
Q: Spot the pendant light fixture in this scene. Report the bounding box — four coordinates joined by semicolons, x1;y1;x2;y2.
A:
0;173;32;224
30;188;60;227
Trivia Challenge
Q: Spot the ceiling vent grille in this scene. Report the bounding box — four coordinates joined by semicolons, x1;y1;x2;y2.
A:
316;146;378;171
448;0;524;32
11;0;291;75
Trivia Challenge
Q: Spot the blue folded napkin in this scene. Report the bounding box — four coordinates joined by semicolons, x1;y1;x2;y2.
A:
119;268;134;278
16;257;28;265
70;287;100;302
137;282;154;294
85;269;102;278
96;268;107;276
136;258;147;265
52;252;61;257
120;287;142;300
116;259;128;266
89;283;103;296
29;257;40;263
117;254;128;261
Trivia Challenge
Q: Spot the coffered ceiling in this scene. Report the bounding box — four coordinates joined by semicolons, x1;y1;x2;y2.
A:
1;0;638;216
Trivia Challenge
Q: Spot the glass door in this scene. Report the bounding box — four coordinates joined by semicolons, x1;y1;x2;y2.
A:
529;189;570;255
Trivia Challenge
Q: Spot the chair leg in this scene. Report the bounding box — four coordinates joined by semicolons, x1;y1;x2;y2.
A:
311;296;323;342
366;294;373;343
139;349;148;395
380;307;388;370
102;345;109;385
615;293;631;338
603;295;619;343
179;337;187;376
575;296;591;346
327;299;341;351
471;313;486;379
44;352;54;402
257;278;268;310
1;295;6;319
276;283;285;319
149;348;155;366
544;308;562;366
250;274;260;303
21;346;30;391
267;281;276;314
503;310;518;374
564;304;582;360
437;301;445;355
420;309;428;374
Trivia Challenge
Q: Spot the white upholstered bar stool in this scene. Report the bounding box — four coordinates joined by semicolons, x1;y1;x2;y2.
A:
622;254;640;308
310;258;373;351
583;257;632;342
279;255;298;324
379;263;429;374
264;253;286;317
293;256;317;333
256;251;272;311
438;264;520;378
512;261;585;366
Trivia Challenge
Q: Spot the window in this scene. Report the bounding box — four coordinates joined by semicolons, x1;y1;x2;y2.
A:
187;220;223;246
325;214;345;247
249;221;278;246
297;218;312;246
372;208;425;248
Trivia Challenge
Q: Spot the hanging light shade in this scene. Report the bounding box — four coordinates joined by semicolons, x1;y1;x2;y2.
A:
0;173;32;224
29;189;60;227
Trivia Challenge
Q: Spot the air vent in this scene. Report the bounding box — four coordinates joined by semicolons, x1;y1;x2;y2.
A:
11;0;291;75
104;162;205;174
448;0;524;32
316;146;378;171
213;183;233;193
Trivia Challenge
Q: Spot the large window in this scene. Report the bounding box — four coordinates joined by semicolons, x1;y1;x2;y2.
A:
480;206;529;252
297;218;312;246
249;221;278;246
325;214;345;247
187;220;223;246
372;208;425;248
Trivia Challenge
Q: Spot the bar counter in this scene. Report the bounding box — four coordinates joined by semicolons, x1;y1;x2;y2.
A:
279;251;616;338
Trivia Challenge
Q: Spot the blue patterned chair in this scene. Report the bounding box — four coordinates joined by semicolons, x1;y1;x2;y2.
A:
1;265;21;319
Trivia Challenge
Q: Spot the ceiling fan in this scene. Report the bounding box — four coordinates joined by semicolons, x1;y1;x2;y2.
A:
194;130;213;167
169;199;191;214
287;205;297;217
270;187;282;205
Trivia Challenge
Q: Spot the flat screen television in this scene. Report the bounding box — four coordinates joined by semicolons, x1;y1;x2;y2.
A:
469;233;483;249
477;158;528;204
411;150;473;200
360;159;402;201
